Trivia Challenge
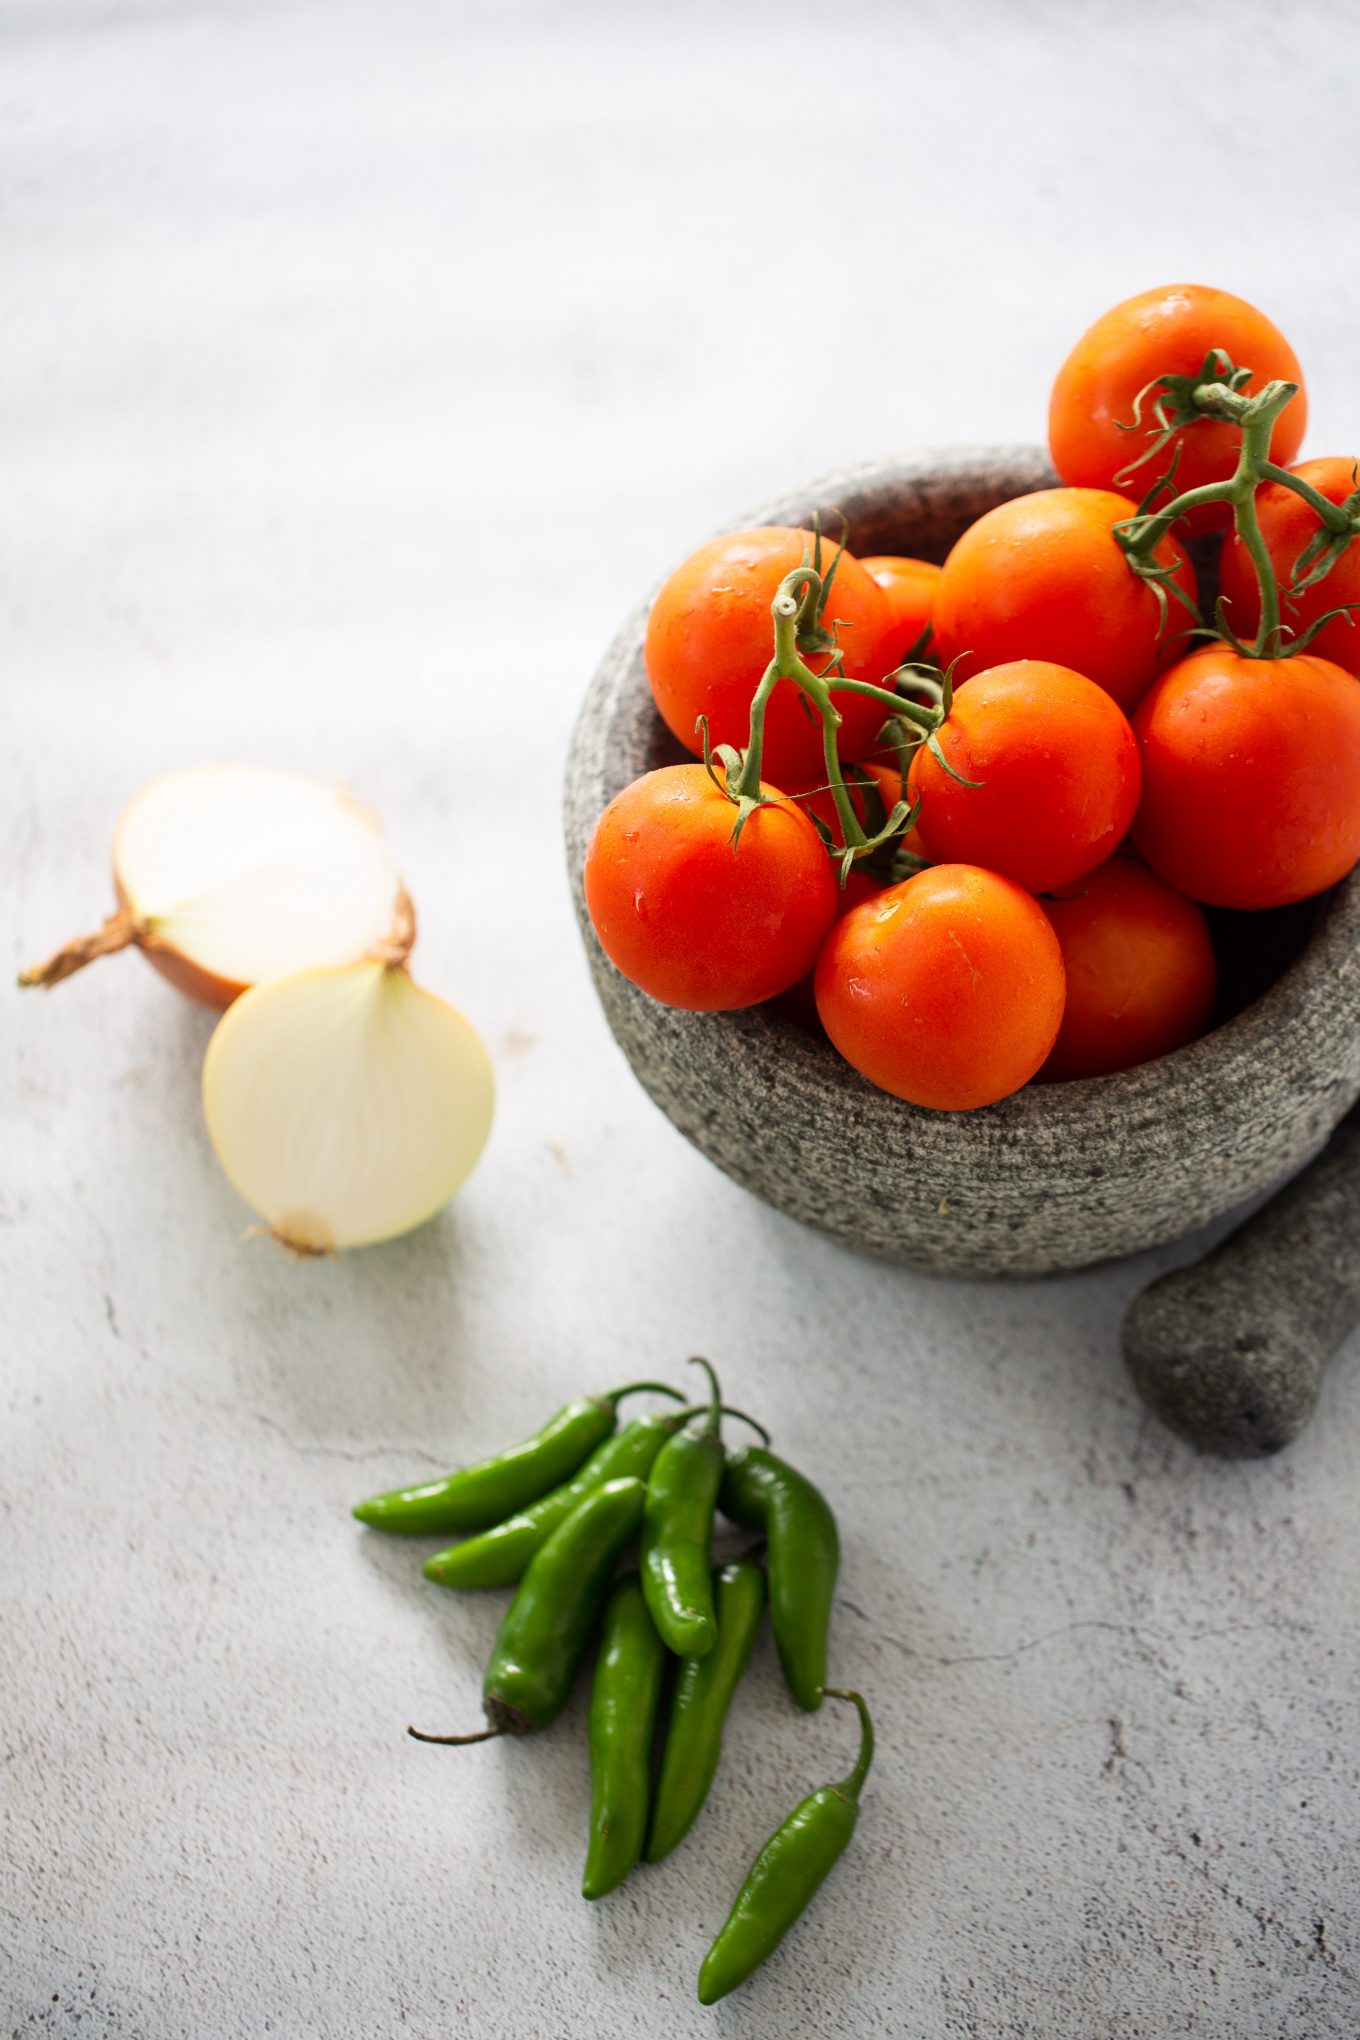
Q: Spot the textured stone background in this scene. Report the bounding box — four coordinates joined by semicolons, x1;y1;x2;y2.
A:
4;3;1359;2035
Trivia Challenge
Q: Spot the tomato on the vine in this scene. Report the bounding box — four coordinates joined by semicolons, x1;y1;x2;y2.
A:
1218;457;1360;674
1049;284;1306;531
583;763;837;1011
814;864;1066;1111
644;527;897;787
932;488;1196;712
907;661;1141;894
1131;646;1360;909
1038;859;1216;1082
860;555;941;667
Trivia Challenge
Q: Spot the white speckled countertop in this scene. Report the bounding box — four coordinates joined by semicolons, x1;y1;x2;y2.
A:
5;4;1359;2034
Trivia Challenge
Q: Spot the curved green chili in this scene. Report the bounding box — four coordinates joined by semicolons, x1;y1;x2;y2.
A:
423;1407;694;1589
352;1381;682;1536
646;1559;765;1864
581;1575;667;1900
719;1444;839;1711
424;1398;767;1590
697;1687;874;2005
640;1359;726;1658
408;1477;647;1743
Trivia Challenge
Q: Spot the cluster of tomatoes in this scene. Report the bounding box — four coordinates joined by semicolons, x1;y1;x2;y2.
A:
584;284;1360;1113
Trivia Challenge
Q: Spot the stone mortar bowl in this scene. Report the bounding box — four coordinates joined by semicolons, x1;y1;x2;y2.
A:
563;447;1360;1277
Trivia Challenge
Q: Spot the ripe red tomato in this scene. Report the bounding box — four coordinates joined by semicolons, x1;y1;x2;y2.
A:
1049;284;1306;532
814;865;1066;1110
860;555;941;667
907;662;1141;893
583;763;837;1011
932;488;1197;712
1038;859;1216;1081
773;855;883;1034
1218;458;1360;675
644;528;897;787
1131;646;1360;909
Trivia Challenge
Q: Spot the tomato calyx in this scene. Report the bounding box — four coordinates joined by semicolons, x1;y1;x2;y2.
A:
787;515;853;672
1112;367;1360;661
697;719;769;846
1115;347;1256;488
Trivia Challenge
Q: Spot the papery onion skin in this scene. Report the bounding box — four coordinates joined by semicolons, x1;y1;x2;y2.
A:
202;960;494;1253
110;879;244;1010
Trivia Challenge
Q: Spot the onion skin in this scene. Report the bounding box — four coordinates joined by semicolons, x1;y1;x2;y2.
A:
112;878;247;1009
136;946;244;1008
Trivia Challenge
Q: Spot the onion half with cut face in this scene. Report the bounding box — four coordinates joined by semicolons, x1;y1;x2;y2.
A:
201;958;495;1252
23;764;399;1007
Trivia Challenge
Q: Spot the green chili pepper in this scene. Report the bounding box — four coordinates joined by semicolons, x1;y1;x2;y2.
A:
646;1559;765;1865
424;1399;768;1591
696;1687;874;2006
719;1443;839;1711
408;1477;647;1744
581;1575;667;1901
423;1407;694;1590
352;1381;682;1536
641;1358;732;1659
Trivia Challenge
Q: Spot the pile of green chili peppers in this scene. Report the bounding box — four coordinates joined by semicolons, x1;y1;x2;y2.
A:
354;1358;874;2007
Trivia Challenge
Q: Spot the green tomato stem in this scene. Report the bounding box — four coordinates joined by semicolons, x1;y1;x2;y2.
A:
819;710;869;851
1120;377;1303;660
822;676;940;720
1121;476;1237;556
732;564;945;866
733;660;782;805
1235;408;1282;653
1258;462;1356;532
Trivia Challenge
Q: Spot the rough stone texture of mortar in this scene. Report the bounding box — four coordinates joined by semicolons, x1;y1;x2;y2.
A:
564;447;1360;1277
1124;1103;1360;1454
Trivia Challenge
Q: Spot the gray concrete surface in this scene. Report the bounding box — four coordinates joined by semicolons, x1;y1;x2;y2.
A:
4;3;1359;2035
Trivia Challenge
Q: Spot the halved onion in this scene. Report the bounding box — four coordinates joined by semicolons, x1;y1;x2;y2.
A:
20;765;398;1007
202;951;494;1253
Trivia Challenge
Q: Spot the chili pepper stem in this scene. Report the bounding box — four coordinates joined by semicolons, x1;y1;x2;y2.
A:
687;1356;723;1438
692;1401;769;1439
407;1724;503;1746
721;1407;771;1446
669;1400;774;1442
818;1687;875;1798
606;1380;688;1406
